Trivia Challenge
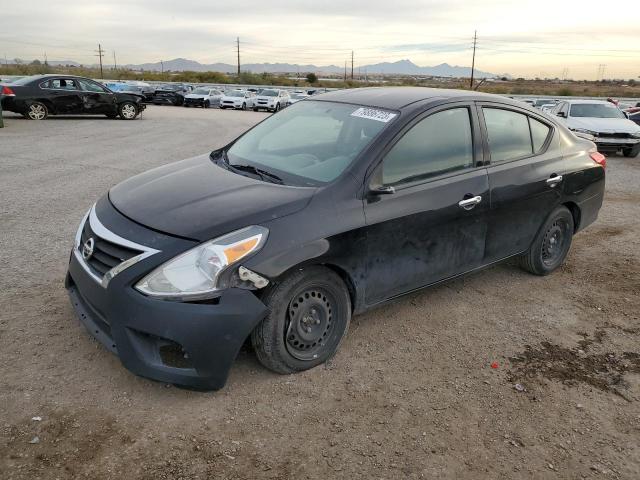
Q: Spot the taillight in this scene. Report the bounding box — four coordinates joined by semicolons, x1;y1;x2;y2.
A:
590;151;606;169
1;86;15;96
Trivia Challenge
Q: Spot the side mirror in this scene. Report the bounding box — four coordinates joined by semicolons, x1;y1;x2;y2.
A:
557;111;566;118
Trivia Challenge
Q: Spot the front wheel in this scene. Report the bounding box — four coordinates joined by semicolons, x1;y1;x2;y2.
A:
623;145;640;158
118;102;138;120
24;102;48;120
251;266;351;374
204;100;210;109
275;103;281;112
242;102;247;110
518;206;574;275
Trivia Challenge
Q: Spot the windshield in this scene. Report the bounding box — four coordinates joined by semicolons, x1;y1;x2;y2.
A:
259;90;278;97
570;103;625;119
226;91;245;98
226;101;395;185
193;88;209;95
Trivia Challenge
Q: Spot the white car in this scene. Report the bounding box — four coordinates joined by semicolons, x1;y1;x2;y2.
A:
253;89;290;112
183;87;223;108
219;90;256;110
551;99;640;157
287;92;309;105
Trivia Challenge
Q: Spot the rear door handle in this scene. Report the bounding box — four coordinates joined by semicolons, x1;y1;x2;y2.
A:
458;195;482;210
546;175;563;187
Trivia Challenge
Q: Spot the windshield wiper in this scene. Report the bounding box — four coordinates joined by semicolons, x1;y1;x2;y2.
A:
229;163;284;184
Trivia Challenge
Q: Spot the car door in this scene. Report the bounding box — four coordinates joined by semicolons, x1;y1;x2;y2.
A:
42;78;84;113
77;78;117;115
478;103;565;262
363;103;489;304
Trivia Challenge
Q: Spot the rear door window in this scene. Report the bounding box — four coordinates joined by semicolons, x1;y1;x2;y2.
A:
483;108;532;162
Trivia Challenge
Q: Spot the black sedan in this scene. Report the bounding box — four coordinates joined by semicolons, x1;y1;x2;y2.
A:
151;83;192;106
66;87;605;390
0;75;145;120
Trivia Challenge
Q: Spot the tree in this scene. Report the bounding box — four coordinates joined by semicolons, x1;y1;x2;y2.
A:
306;72;318;84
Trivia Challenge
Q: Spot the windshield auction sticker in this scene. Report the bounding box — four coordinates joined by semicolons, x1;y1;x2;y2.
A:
351;107;397;123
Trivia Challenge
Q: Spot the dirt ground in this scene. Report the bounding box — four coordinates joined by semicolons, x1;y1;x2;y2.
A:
1;106;639;479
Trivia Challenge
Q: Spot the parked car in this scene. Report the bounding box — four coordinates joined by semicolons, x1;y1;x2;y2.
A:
628;111;640;127
532;98;556;109
219;90;256;110
102;82;146;100
287;92;309;105
253;89;290;112
0;74;145;120
183;87;223;108
152;84;193;106
66;87;605;390
551;99;640;157
124;80;155;102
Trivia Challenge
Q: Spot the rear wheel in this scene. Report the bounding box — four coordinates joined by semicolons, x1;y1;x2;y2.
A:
251;266;351;374
118;102;138;120
519;206;574;275
24;102;48;120
623;145;640;158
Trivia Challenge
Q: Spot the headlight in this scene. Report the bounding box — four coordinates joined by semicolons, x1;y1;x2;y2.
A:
135;226;268;300
631;131;640;138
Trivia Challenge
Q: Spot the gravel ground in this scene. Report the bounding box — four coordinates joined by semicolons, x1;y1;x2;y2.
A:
0;106;639;479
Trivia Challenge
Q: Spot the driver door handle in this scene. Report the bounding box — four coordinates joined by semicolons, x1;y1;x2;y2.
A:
546;175;563;187
458;195;482;210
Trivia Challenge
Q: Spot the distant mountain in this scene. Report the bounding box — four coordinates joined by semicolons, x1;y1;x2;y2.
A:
37;56;498;78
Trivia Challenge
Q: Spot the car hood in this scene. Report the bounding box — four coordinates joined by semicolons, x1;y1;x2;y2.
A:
109;154;315;241
567;116;640;134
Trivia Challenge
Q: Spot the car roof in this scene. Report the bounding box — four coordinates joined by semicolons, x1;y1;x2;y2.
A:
313;87;502;110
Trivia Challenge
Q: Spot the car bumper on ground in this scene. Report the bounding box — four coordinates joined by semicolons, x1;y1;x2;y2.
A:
65;200;268;390
594;137;640;151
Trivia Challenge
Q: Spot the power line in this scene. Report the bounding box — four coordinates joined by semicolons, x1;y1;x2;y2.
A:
237;37;241;76
470;30;477;88
95;43;105;78
113;50;117;70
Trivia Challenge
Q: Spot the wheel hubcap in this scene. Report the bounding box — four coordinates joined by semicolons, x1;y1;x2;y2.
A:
541;220;567;266
285;288;334;361
29;104;45;120
122;104;136;118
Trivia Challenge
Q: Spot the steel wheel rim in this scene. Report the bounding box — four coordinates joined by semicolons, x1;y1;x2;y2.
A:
121;104;136;119
541;219;567;266
285;287;336;361
29;104;46;120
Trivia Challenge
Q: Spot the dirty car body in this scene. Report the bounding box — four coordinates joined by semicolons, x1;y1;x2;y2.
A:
66;87;605;390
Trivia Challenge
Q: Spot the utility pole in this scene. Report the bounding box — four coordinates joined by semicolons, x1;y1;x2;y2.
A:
470;30;477;89
95;43;105;78
351;50;354;80
237;37;241;76
44;52;48;66
113;51;117;70
344;60;347;82
161;60;164;74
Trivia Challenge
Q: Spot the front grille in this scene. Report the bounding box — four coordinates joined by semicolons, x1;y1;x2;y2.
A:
79;219;141;277
597;132;632;139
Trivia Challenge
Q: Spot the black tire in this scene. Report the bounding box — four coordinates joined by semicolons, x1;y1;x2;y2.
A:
253;107;259;112
204;100;210;109
118;102;138;120
183;104;189;108
220;106;226;109
623;145;640;158
251;266;351;374
24;101;48;120
242;102;247;111
518;206;574;276
275;103;281;112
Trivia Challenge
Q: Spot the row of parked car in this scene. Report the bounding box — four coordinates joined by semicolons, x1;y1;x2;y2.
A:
102;80;317;112
519;97;640;157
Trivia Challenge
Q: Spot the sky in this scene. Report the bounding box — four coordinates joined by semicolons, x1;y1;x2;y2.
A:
1;0;639;80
